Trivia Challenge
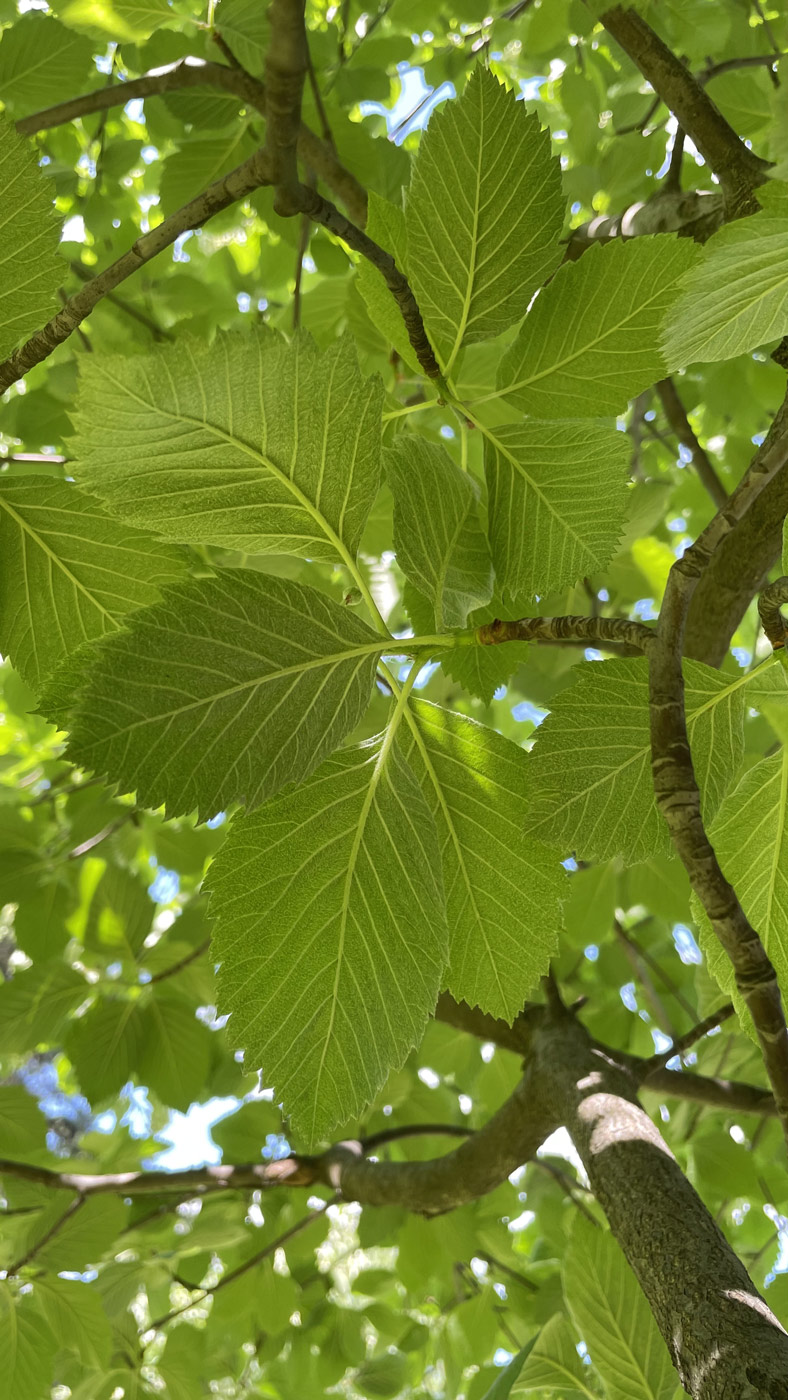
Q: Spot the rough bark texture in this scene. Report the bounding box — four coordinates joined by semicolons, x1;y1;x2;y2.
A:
538;1013;788;1400
685;397;788;664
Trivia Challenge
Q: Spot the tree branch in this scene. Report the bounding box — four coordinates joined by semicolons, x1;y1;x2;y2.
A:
265;0;308;212
476;613;654;654
0;146;273;394
685;395;788;665
290;183;441;379
758;575;788;650
655;377;728;510
597;5;770;208
650;413;788;1145
434;991;779;1117
539;1012;788;1397
16;59;367;227
640;1003;736;1074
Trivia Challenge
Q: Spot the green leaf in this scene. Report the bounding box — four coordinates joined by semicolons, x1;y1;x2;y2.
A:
70;329;383;567
51;0;173;42
61;572;383;821
137;991;212;1111
403;700;565;1019
483;420;630;601
0;962;87;1054
66;999;145;1103
497;238;699;417
0;1285;56;1400
85;866;154;957
35;1277;112;1370
511;1313;593;1397
357;195;420;373
695;699;788;1027
32;1195;127;1271
0;477;184;693
782;515;788;576
159;130;257;211
476;1332;542;1399
387;438;493;629
214;0;270;72
563;1217;674;1400
158;1325;207;1400
206;732;448;1146
663;215;788;367
210;1099;283;1158
0;116;63;361
0;1086;47;1157
524;657;754;863
353;1350;410;1398
406;67;563;377
0;15;95;115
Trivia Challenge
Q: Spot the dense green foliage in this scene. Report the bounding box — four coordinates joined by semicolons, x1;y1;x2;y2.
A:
3;0;788;1396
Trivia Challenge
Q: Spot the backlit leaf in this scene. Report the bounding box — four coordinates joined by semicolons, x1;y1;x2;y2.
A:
387;438;493;629
0;115;63;360
404;700;565;1019
61;572;383;820
497;238;699;417
524;657;755;863
207;733;448;1146
483;419;630;601
406;67;563;377
0;477;184;692
70;329;383;566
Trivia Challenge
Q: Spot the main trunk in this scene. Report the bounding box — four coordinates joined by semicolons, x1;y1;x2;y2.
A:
534;1013;788;1400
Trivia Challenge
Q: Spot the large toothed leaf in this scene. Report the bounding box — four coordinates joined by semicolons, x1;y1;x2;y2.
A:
563;1218;675;1400
387;438;493;630
403;701;565;1019
59;571;383;821
524;657;754;864
69;328;383;563
405;66;564;377
496;237;699;417
0;114;63;359
663;215;788;367
0;477;185;693
206;733;448;1147
483;420;630;602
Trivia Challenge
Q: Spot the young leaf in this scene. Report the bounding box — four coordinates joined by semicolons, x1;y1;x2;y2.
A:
0;115;63;360
66;999;146;1103
663;215;788;367
406;66;564;377
563;1217;675;1400
387;438;493;629
61;572;383;820
206;733;448;1147
0;477;184;693
0;962;87;1054
496;238;699;417
403;700;565;1019
524;657;753;863
70;329;383;566
483;419;630;600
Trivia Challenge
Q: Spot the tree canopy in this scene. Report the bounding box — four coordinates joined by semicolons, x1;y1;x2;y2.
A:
3;1;788;1397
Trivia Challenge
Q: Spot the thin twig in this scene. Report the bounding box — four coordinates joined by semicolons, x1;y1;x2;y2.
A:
655;377;728;509
0;146;273;394
147;937;212;985
640;1004;736;1075
69;262;171;340
148;1197;337;1330
477;613;654;654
